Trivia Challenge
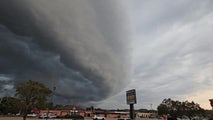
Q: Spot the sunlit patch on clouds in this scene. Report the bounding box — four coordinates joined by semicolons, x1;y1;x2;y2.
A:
187;90;213;109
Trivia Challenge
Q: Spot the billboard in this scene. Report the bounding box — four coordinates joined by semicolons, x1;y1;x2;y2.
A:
209;99;213;107
126;89;137;104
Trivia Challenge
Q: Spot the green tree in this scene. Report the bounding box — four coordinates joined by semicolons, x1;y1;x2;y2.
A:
0;96;20;115
15;80;52;120
157;98;204;119
183;101;205;119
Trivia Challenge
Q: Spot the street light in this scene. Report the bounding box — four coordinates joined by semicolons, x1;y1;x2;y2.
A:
52;86;56;106
46;86;56;120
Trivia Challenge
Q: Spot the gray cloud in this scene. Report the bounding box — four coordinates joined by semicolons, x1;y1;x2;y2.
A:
0;0;131;106
97;0;213;109
129;0;213;36
131;1;213;109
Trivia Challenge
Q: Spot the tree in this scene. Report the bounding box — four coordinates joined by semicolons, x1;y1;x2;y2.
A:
157;98;204;119
0;96;20;115
15;80;52;120
182;101;205;119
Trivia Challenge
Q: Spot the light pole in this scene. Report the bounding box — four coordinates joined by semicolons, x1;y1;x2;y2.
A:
46;86;56;120
52;86;56;106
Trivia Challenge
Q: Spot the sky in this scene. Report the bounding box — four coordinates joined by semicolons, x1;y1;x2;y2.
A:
1;0;213;110
97;0;213;110
0;0;131;106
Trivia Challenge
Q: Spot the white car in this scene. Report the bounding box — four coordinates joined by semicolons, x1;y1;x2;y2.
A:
39;113;57;119
93;115;105;120
27;113;37;117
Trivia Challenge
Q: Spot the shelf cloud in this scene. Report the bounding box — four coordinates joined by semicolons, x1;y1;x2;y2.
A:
0;0;131;106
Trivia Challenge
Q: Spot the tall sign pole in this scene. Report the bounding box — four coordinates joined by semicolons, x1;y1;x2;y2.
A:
126;89;137;120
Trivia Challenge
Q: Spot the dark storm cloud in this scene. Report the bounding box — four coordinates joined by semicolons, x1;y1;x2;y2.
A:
0;0;131;105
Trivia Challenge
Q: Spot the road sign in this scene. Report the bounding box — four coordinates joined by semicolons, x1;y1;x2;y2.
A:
126;89;137;105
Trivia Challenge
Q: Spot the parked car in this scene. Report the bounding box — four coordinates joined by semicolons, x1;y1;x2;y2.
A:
167;118;177;120
27;113;37;117
117;118;131;120
39;113;57;119
93;115;105;120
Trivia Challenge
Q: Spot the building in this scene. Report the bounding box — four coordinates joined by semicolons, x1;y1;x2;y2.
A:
38;105;86;117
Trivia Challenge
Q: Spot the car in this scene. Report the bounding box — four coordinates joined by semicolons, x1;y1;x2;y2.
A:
117;118;131;120
27;113;37;117
39;113;57;119
48;113;57;118
167;117;178;120
93;115;105;120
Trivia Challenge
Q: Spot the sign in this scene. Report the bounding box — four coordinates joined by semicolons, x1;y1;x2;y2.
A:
126;89;137;104
209;99;213;107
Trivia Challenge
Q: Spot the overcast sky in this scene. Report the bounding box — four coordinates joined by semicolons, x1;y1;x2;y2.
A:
0;0;132;106
98;0;213;110
1;0;213;110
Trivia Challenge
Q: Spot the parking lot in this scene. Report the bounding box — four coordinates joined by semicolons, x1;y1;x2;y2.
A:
0;117;158;120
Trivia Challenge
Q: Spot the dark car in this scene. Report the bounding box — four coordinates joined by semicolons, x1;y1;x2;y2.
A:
117;118;131;120
167;117;177;120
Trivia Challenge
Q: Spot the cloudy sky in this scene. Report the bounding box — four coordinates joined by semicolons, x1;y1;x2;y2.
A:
1;0;213;110
0;0;131;106
98;0;213;110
